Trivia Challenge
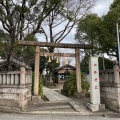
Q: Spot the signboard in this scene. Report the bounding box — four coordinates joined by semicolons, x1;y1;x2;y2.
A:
89;57;100;104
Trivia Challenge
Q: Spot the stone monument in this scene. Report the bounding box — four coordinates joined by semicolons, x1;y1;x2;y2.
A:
87;57;105;112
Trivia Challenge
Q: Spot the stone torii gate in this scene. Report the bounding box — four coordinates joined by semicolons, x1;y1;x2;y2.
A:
18;41;92;96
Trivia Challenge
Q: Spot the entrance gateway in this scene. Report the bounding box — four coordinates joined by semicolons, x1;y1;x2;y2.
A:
18;41;92;96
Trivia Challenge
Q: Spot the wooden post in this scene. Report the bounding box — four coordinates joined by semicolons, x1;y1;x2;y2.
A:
34;46;40;95
75;48;82;93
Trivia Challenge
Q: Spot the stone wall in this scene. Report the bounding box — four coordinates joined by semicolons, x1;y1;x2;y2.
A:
99;61;120;113
0;63;32;112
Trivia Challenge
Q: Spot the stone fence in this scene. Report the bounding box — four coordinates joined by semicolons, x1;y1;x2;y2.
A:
99;61;120;113
0;63;32;112
0;71;31;85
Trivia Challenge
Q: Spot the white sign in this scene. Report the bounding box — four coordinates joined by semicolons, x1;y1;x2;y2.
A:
89;57;100;104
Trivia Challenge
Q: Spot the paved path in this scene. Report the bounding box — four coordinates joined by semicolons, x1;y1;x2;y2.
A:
43;86;70;101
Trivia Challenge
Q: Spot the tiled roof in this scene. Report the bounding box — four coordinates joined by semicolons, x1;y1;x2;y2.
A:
55;64;76;71
0;57;31;71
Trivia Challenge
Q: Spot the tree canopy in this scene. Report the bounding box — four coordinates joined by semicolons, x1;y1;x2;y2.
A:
75;0;120;60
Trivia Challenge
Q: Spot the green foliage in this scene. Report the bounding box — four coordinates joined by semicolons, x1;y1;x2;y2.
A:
39;76;44;98
66;71;77;96
81;79;90;93
64;71;90;96
75;13;102;56
98;57;113;70
110;0;120;9
80;56;114;73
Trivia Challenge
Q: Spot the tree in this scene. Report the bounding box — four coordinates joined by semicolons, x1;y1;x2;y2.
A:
0;0;63;70
40;0;96;52
0;29;9;58
75;13;101;56
75;0;120;60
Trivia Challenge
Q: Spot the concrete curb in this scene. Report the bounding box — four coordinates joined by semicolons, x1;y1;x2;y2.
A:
0;109;119;116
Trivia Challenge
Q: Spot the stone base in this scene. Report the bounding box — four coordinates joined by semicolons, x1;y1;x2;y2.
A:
74;92;85;98
86;103;105;112
0;87;31;111
31;96;41;101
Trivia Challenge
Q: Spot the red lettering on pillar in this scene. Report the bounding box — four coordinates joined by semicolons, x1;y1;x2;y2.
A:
94;71;97;74
95;86;98;89
94;64;97;67
94;78;98;82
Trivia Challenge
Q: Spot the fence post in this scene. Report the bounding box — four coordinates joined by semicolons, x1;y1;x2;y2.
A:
27;67;32;84
20;63;26;85
113;61;120;84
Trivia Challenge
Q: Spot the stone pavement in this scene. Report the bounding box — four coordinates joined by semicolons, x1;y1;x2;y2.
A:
43;86;70;101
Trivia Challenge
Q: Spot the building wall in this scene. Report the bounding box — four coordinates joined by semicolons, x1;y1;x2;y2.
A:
58;69;73;74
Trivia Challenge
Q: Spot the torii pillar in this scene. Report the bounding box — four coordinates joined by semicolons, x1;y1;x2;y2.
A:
75;48;82;93
34;46;40;95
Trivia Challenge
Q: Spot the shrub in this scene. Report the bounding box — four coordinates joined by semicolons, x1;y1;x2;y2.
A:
39;77;44;98
66;71;77;96
63;71;90;96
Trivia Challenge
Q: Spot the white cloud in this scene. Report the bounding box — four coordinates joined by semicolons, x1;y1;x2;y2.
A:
91;0;113;16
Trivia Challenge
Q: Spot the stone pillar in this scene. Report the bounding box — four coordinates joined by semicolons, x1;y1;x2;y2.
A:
87;57;105;112
20;63;26;85
75;48;82;93
34;46;40;95
89;57;100;104
113;61;120;84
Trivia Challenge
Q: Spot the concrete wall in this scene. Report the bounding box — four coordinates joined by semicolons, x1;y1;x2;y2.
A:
99;61;120;113
0;64;32;112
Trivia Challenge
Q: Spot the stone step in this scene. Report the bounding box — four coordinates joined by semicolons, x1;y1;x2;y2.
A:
26;101;77;112
28;101;70;107
26;104;72;111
